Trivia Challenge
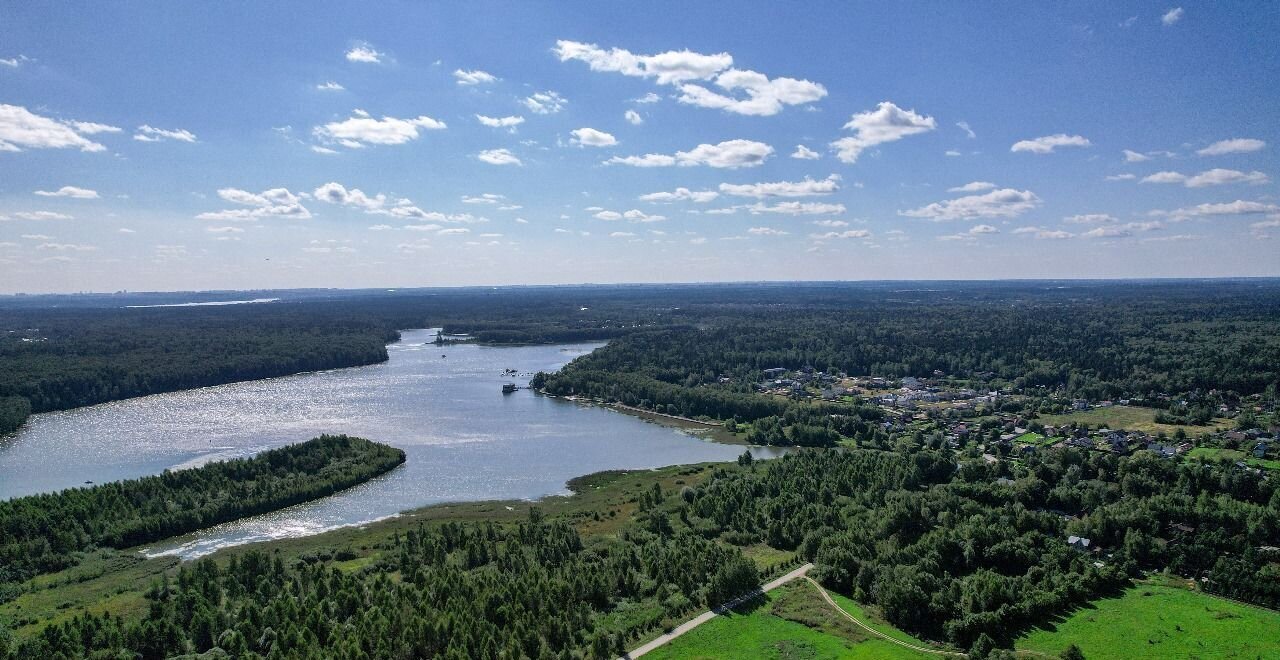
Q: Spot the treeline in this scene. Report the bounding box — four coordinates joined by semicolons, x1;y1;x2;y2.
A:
0;435;404;601
680;446;1279;652
6;506;761;659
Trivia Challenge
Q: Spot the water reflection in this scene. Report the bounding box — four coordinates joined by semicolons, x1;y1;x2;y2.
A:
0;329;783;557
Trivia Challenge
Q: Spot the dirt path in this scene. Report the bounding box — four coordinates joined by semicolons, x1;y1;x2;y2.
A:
803;576;967;657
621;563;813;659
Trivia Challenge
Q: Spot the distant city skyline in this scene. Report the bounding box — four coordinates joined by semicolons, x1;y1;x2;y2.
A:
1;2;1278;293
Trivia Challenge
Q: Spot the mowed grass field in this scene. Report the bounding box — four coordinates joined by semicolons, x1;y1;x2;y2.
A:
646;580;938;660
1037;405;1232;435
1187;446;1280;471
1016;581;1280;659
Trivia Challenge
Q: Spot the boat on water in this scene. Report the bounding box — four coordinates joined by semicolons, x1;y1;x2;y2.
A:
502;383;517;394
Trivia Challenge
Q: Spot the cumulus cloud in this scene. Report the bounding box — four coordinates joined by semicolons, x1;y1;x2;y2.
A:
747;227;789;236
477;148;522;165
594;209;666;223
791;145;820;160
957;121;976;139
1141;168;1269;187
570;127;617;147
624;109;643;125
196;187;311;221
462;193;505;204
639;188;719;203
720;174;840;198
606;139;772;169
314;110;446;148
1106;173;1137;181
554;39;823;116
969;224;998;234
1162;200;1279;219
34;186;99;199
1123;149;1151;162
746;201;846;216
453;69;496;85
316;82;345;91
0;104;112;152
476;115;524;130
809;229;870;240
133;125;197;143
1161;7;1184;26
345;45;383;63
1064;214;1118;224
1010;134;1091;154
830;102;936;164
522;91;567;115
947;181;996;193
12;211;74;221
900;188;1042;221
312;182;388;212
1196;138;1265;156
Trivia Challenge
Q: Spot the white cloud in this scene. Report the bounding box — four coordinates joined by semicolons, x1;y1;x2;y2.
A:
477;148;522;165
314;111;445;147
312;182;387;212
555;40;823;116
1010;134;1091;154
454;69;497;85
12;211;73;221
607;139;772;169
791;145;820;160
812;219;848;228
206;226;244;234
900;188;1041;221
438;228;471;236
747;227;789;236
476;115;524;130
1106;173;1137;181
945;150;962;157
1122;149;1151;162
639;188;719;203
1034;229;1074;240
809;229;870;240
1081;226;1131;239
830;101;936;163
196;187;310;221
957;121;976;139
1162;7;1184;26
0;55;31;68
20;234;53;240
969;224;998;235
316;81;345;91
676;69;826;116
522;91;567;115
624;109;643;125
594;209;665;223
947;181;996;193
554;39;732;84
133;125;197;143
34;186;99;199
746;201;846;216
66;121;121;135
0;104;110;152
345;45;383;63
610;231;636;238
1064;214;1118;224
720;174;840;198
36;242;96;251
117;228;135;234
311;145;338;155
1164;200;1279;219
1196;138;1265;156
462;193;505;204
570;127;618;147
634;93;662;104
1142;168;1269;187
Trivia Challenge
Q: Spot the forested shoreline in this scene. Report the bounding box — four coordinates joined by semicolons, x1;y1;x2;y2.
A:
0;435;405;604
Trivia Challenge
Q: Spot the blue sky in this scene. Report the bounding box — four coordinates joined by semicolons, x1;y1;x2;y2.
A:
1;2;1277;293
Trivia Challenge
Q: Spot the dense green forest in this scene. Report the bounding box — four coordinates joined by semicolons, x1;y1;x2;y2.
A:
5;281;1279;434
0;435;404;604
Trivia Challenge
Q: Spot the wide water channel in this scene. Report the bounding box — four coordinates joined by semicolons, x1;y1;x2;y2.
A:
0;329;782;557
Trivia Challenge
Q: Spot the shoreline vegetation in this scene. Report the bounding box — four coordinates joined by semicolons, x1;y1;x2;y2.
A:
0;435;404;607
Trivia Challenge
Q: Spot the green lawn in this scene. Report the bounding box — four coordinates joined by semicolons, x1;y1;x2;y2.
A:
1187;446;1280;471
1037;405;1231;436
1016;581;1280;659
1015;432;1050;446
646;581;936;660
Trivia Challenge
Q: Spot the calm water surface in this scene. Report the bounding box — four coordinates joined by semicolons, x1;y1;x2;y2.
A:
0;329;779;557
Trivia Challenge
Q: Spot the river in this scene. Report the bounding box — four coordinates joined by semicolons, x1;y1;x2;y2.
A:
0;329;782;558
